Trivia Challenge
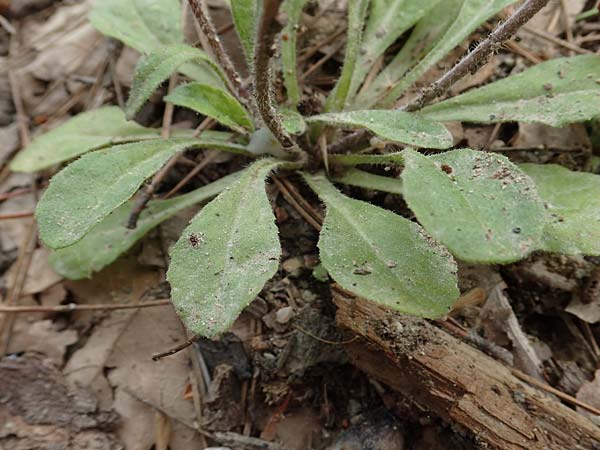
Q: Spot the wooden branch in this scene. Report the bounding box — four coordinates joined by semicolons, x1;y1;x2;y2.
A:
333;288;600;450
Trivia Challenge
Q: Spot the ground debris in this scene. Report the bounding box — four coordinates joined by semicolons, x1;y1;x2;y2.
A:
0;353;122;450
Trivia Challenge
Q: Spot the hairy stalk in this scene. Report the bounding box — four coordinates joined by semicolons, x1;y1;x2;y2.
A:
188;0;247;103
254;0;306;162
327;0;551;153
404;0;551;111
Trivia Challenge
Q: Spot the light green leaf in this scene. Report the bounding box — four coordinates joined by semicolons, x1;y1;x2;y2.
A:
89;0;183;54
230;0;258;65
355;0;462;108
421;56;600;127
303;172;459;318
280;108;306;135
167;158;282;337
281;0;309;105
331;168;403;195
325;0;370;112
381;0;518;106
521;163;600;255
401;148;545;263
37;137;250;249
10;107;159;172
50;173;240;279
307;110;452;148
329;151;404;166
350;0;441;99
165;82;254;133
125;44;226;119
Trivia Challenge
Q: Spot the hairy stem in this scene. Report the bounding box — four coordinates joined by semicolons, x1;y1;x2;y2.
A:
254;0;306;161
404;0;551;111
188;0;247;103
328;0;551;153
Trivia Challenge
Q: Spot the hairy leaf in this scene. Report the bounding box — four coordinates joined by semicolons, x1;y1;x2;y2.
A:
125;44;226;119
401;149;545;263
355;0;462;108
350;0;440;98
329;151;404;166
380;0;518;106
331;169;403;195
303;172;459;318
37;138;250;249
231;0;258;65
325;0;370;112
421;56;600;127
50;173;240;279
307;110;452;148
281;108;307;135
89;0;182;54
165;82;254;132
10;107;158;172
521;164;600;255
167;158;282;337
281;0;309;106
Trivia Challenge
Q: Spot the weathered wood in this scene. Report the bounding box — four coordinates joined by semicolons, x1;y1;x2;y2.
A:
333;288;600;450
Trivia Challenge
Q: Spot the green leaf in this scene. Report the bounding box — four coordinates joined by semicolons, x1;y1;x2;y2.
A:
307;110;452;148
281;0;309;106
355;0;462;108
230;0;258;65
167;158;282;337
401;148;546;263
380;0;518;106
50;173;240;279
325;0;370;112
421;56;600;127
331;168;403;195
280;108;307;135
303;172;459;318
165;82;254;133
89;0;183;54
125;44;226;119
349;0;441;98
10;107;159;172
329;151;404;166
37;137;250;249
520;164;600;255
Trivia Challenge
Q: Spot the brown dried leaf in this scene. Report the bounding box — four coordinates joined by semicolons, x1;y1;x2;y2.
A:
576;369;600;424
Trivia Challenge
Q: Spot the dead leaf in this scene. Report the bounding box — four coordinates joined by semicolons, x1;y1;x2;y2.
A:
8;318;78;363
0;123;20;164
15;1;109;117
513;123;592;152
105;306;204;450
0;62;12;126
576;369;600;425
519;0;586;57
154;412;171;450
115;47;141;89
5;247;62;296
0;173;35;261
8;0;55;18
480;283;546;380
40;282;67;307
0;353;122;450
566;295;600;324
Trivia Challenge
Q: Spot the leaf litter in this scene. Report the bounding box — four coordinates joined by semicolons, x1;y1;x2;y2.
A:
2;1;600;449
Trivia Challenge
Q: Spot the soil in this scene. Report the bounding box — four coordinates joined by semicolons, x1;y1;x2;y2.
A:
1;1;600;450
